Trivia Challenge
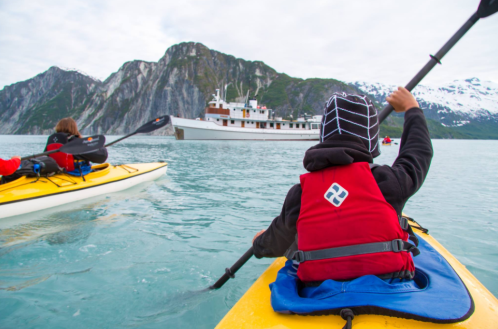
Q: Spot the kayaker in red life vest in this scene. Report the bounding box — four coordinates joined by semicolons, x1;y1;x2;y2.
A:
0;156;21;176
252;87;433;283
383;136;392;143
45;118;108;175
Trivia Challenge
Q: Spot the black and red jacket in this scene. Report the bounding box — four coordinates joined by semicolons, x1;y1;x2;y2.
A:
253;108;433;280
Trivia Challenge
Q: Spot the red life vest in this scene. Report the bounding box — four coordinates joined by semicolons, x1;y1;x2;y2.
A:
47;143;75;172
294;162;416;282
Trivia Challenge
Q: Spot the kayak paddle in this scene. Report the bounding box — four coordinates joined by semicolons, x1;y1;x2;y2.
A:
20;116;169;160
22;135;106;161
105;115;171;147
210;247;254;289
211;0;498;290
378;0;498;123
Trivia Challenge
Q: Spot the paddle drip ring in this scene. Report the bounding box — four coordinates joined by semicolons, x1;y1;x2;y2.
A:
225;268;235;279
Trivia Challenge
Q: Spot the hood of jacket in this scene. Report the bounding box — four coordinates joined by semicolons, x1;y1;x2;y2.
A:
303;135;374;172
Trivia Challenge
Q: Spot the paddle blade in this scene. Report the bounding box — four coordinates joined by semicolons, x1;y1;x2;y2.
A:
478;0;498;18
60;135;106;155
135;115;171;134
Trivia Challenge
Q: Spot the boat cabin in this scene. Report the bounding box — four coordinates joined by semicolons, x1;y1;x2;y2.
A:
203;89;322;131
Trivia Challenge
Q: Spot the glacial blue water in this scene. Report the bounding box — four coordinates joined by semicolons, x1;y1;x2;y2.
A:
0;135;497;328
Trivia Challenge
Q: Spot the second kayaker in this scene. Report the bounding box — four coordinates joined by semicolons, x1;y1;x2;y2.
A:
252;87;433;283
45;118;108;176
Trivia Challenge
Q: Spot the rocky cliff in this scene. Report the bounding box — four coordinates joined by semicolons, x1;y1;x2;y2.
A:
0;42;359;136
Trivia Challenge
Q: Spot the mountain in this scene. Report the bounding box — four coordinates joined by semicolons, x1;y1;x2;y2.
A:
352;79;498;139
1;42;497;139
0;42;358;136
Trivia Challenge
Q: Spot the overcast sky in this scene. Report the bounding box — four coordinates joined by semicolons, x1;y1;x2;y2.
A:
1;0;497;90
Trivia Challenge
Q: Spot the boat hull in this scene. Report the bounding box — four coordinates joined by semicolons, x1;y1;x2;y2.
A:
215;223;498;328
0;162;167;219
172;117;320;141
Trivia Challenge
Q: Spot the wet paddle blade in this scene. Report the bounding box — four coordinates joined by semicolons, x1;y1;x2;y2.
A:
59;135;106;155
478;0;498;18
135;116;171;134
21;135;106;160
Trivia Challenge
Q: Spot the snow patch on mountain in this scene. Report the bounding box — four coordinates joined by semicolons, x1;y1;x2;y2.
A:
352;78;498;120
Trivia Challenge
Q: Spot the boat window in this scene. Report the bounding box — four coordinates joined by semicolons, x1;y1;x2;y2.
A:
253;110;256;112
270;123;274;128
290;123;293;128
231;120;234;124
217;119;220;121
251;122;254;124
283;123;285;126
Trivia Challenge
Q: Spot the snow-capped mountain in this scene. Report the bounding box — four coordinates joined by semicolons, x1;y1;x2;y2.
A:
352;78;498;127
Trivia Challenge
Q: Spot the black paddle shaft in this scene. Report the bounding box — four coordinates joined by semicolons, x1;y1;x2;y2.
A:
378;12;481;123
105;115;170;147
210;247;254;289
379;0;498;123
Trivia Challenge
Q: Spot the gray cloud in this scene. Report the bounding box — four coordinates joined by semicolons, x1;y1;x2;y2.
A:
1;0;497;89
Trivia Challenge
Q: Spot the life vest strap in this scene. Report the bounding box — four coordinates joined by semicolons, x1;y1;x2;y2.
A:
287;239;419;263
399;215;419;246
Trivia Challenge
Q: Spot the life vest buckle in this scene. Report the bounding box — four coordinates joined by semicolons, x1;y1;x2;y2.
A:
392;239;404;253
399;216;409;230
290;250;305;263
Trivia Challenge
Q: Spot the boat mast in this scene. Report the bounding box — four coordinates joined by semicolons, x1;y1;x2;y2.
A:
244;89;250;106
215;89;220;108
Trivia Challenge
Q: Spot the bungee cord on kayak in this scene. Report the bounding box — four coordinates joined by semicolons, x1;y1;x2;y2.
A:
0;116;170;219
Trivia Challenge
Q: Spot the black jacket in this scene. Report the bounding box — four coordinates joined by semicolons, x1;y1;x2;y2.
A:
45;133;108;164
253;108;433;258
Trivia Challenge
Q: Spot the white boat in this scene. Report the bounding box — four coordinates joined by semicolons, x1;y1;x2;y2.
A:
171;89;322;140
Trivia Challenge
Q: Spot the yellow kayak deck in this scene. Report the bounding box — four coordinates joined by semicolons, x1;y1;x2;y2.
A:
216;224;498;329
0;162;167;205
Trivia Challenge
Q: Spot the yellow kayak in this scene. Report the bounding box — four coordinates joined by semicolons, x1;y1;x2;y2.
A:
0;162;167;219
215;222;498;329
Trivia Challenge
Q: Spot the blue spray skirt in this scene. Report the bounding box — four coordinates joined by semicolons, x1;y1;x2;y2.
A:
270;235;474;323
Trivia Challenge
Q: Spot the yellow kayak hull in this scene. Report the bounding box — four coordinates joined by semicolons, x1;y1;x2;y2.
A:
0;162;167;219
215;224;498;329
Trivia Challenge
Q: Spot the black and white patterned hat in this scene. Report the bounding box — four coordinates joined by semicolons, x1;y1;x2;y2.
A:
320;93;380;158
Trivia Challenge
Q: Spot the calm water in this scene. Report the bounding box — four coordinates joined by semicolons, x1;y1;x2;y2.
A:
0;135;497;328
